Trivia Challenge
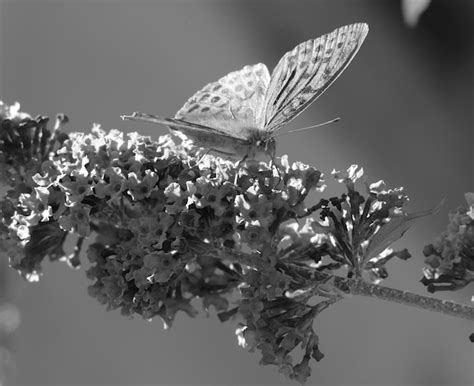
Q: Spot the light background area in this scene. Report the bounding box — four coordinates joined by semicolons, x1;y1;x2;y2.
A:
1;0;473;385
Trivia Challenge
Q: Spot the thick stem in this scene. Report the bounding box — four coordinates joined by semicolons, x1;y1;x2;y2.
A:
331;275;474;321
221;251;474;321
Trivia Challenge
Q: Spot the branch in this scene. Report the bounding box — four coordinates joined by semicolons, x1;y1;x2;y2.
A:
330;273;473;321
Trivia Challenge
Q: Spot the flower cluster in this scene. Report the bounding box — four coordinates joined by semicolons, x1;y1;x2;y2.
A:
232;265;330;383
421;193;474;292
278;165;418;283
224;165;441;382
1;101;442;383
0;102;70;280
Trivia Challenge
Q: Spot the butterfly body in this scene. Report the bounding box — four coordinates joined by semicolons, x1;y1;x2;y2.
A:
122;23;369;160
127;112;275;159
176;126;274;159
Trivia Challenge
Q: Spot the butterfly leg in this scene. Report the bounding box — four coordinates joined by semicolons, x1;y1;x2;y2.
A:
269;147;282;189
201;148;236;182
196;149;212;165
234;155;248;185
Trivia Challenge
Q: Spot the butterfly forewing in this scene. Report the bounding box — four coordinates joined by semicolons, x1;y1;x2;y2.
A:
263;23;369;132
175;63;271;139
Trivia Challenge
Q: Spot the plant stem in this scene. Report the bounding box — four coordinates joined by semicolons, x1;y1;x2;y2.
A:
220;250;474;321
331;275;474;321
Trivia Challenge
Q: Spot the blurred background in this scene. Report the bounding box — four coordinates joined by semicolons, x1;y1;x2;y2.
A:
1;0;473;385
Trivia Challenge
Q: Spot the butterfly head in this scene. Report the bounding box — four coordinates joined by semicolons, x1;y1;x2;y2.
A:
249;132;276;160
263;136;276;158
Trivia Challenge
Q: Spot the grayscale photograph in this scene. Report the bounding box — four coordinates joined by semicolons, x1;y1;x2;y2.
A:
0;1;472;385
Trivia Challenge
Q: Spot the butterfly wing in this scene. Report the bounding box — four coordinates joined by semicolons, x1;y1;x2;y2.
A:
175;63;271;138
123;64;271;157
121;112;252;154
262;23;369;132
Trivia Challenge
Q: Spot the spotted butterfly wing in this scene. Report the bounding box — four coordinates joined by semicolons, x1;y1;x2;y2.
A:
175;63;271;139
262;23;369;132
122;64;271;157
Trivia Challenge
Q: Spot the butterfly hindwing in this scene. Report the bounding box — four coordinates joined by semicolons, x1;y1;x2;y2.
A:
175;63;271;139
121;112;251;152
263;23;369;132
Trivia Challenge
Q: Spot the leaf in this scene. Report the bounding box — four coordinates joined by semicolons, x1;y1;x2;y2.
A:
365;199;444;260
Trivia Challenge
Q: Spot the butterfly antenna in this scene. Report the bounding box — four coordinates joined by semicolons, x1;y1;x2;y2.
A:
273;117;340;138
121;112;169;125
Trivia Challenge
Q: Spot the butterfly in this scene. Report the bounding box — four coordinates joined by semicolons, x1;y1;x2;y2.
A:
122;23;368;161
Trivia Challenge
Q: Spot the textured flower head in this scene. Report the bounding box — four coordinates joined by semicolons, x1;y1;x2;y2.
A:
279;165;439;281
421;193;474;292
0;101;31;121
2;102;447;384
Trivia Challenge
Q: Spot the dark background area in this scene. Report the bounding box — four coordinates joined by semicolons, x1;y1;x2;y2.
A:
1;0;473;385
